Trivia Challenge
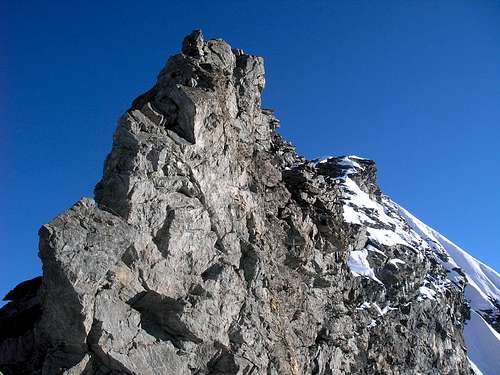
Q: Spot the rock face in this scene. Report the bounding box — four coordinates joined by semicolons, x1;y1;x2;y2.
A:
1;30;498;375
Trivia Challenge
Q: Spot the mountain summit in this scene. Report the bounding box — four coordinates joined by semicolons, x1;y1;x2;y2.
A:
1;30;498;375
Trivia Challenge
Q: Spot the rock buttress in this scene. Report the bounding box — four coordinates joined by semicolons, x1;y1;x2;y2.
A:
0;31;472;375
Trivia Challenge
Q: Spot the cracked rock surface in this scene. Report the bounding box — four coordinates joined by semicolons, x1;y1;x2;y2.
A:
1;30;495;375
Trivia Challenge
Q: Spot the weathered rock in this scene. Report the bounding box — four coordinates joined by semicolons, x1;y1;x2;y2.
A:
1;30;493;375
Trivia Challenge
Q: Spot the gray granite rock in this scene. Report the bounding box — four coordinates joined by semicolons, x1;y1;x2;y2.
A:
0;31;476;375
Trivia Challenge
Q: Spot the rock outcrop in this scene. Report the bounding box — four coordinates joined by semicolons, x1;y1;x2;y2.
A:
1;30;498;375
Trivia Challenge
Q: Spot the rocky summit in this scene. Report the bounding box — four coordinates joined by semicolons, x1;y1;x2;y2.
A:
1;31;499;375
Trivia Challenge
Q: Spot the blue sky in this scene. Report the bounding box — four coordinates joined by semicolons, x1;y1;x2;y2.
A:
1;1;499;301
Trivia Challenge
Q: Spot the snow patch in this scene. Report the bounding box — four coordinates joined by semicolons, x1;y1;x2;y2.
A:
417;286;436;301
347;249;383;284
388;258;406;268
356;302;395;316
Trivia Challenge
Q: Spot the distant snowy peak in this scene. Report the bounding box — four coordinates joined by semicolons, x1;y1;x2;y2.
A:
328;155;500;375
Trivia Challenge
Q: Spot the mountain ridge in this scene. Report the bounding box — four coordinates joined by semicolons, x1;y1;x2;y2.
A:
317;154;499;374
0;30;498;375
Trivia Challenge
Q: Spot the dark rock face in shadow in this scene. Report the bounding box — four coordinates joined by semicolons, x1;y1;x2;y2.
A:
0;277;43;374
3;276;42;303
128;291;203;345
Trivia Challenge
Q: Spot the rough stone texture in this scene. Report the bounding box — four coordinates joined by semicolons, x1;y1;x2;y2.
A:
0;31;476;374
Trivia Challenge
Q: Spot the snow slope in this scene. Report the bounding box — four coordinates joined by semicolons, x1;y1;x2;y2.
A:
464;310;500;375
398;205;500;375
328;155;500;375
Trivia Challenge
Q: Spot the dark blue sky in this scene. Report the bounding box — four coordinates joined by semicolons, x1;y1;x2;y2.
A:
1;1;499;301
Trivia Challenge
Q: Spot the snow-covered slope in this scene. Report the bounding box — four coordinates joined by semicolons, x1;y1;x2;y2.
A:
325;155;500;375
397;206;500;375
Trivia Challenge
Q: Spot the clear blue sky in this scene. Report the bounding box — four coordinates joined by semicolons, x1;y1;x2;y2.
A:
1;1;499;301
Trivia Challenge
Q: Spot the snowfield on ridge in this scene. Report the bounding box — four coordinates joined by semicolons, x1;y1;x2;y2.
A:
332;155;500;375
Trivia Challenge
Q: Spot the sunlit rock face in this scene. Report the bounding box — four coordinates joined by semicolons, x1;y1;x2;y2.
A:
1;30;498;375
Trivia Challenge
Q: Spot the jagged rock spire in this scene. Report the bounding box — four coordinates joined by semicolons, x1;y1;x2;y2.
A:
0;31;480;375
182;29;204;58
